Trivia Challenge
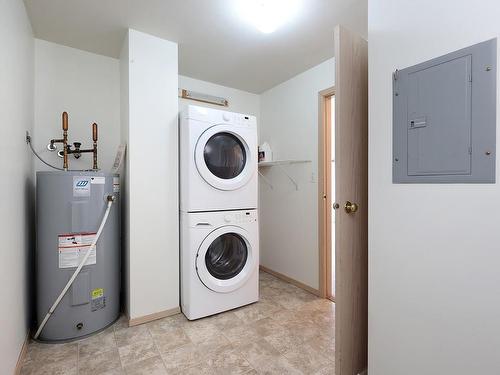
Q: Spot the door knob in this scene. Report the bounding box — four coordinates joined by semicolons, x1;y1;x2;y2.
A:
344;201;358;214
333;202;340;210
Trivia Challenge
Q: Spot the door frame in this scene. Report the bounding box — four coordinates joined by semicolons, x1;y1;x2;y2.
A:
318;86;335;300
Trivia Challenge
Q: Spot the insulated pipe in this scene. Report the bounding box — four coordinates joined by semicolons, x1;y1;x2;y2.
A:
62;112;69;170
33;195;116;340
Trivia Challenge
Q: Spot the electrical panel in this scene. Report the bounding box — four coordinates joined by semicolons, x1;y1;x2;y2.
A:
393;39;497;183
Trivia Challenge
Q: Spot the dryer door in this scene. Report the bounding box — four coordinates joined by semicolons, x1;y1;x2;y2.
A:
195;124;255;191
196;226;256;293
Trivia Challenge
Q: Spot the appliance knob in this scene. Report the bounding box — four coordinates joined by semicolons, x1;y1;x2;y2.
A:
224;215;232;223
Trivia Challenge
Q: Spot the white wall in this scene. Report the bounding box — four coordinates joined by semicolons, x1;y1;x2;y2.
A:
179;75;260;118
0;0;34;373
120;29;179;319
259;58;334;289
369;1;500;374
34;39;120;172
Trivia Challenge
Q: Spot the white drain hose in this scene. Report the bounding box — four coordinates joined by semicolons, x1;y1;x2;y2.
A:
34;195;115;340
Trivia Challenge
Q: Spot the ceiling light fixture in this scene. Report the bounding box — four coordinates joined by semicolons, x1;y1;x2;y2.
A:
236;0;301;34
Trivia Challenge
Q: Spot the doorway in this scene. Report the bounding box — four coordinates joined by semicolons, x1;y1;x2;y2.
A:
318;88;336;302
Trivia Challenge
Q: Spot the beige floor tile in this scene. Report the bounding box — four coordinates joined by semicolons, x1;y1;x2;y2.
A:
78;347;122;375
182;319;221;344
263;328;305;355
233;304;266;323
203;311;243;331
269;308;301;324
283;341;333;374
223;321;263;346
180;347;254;375
249;317;287;338
307;332;336;358
283;319;323;342
314;364;336;375
310;298;336;313
273;292;310;310
123;355;168;375
234;338;280;362
150;326;191;353
159;342;199;372
113;315;130;330
309;308;335;325
152;313;190;329
233;300;281;323
26;341;78;364
78;326;117;359
118;337;159;367
276;289;320;311
92;368;125;375
235;339;302;375
20;358;77;375
114;324;151;348
160;335;231;372
23;272;336;375
160;342;202;373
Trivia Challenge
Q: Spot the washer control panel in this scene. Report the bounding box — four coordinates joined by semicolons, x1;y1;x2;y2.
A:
187;209;258;228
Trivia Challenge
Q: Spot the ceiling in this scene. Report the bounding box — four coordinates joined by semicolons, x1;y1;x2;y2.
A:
24;0;367;93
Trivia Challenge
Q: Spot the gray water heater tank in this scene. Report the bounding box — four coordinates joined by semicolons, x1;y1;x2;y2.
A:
36;171;120;342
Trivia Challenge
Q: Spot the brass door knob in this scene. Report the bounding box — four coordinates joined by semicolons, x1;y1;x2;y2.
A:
344;201;359;214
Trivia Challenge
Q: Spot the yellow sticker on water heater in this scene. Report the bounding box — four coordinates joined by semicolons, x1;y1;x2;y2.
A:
91;288;104;299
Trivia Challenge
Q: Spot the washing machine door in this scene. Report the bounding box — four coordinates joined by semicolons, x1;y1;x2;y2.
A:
196;225;256;293
195;124;255;191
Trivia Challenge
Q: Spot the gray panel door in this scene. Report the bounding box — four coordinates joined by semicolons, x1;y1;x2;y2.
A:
407;55;472;176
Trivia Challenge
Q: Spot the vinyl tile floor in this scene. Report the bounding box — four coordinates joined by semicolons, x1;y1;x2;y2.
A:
21;271;335;374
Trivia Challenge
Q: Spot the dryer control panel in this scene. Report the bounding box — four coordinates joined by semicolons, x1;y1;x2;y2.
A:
185;104;257;129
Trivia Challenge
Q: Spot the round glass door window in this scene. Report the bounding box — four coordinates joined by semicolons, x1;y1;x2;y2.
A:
205;233;248;280
203;132;247;179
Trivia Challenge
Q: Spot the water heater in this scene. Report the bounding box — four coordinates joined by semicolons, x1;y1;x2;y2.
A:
36;171;120;341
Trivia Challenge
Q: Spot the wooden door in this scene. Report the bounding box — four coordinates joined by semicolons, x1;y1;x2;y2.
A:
334;25;368;375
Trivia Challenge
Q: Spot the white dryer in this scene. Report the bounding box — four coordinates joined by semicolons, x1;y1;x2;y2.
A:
180;209;259;320
180;105;258;212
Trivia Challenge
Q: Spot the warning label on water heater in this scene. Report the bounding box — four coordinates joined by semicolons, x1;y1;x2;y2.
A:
113;177;120;193
91;288;106;311
58;232;97;269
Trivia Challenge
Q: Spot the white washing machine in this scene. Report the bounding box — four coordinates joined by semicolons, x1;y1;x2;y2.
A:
180;105;258;212
180;209;259;320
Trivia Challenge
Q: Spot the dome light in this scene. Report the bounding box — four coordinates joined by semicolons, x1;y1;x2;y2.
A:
236;0;301;34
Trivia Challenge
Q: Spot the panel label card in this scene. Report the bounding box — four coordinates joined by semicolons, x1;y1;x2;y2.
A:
73;176;91;197
58;232;97;269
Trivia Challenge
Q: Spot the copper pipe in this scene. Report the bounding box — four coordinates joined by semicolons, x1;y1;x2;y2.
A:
62;112;69;170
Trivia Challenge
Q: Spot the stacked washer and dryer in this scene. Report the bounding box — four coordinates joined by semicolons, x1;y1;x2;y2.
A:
180;105;259;320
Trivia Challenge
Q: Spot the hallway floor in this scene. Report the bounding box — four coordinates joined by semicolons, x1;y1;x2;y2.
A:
21;271;335;374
